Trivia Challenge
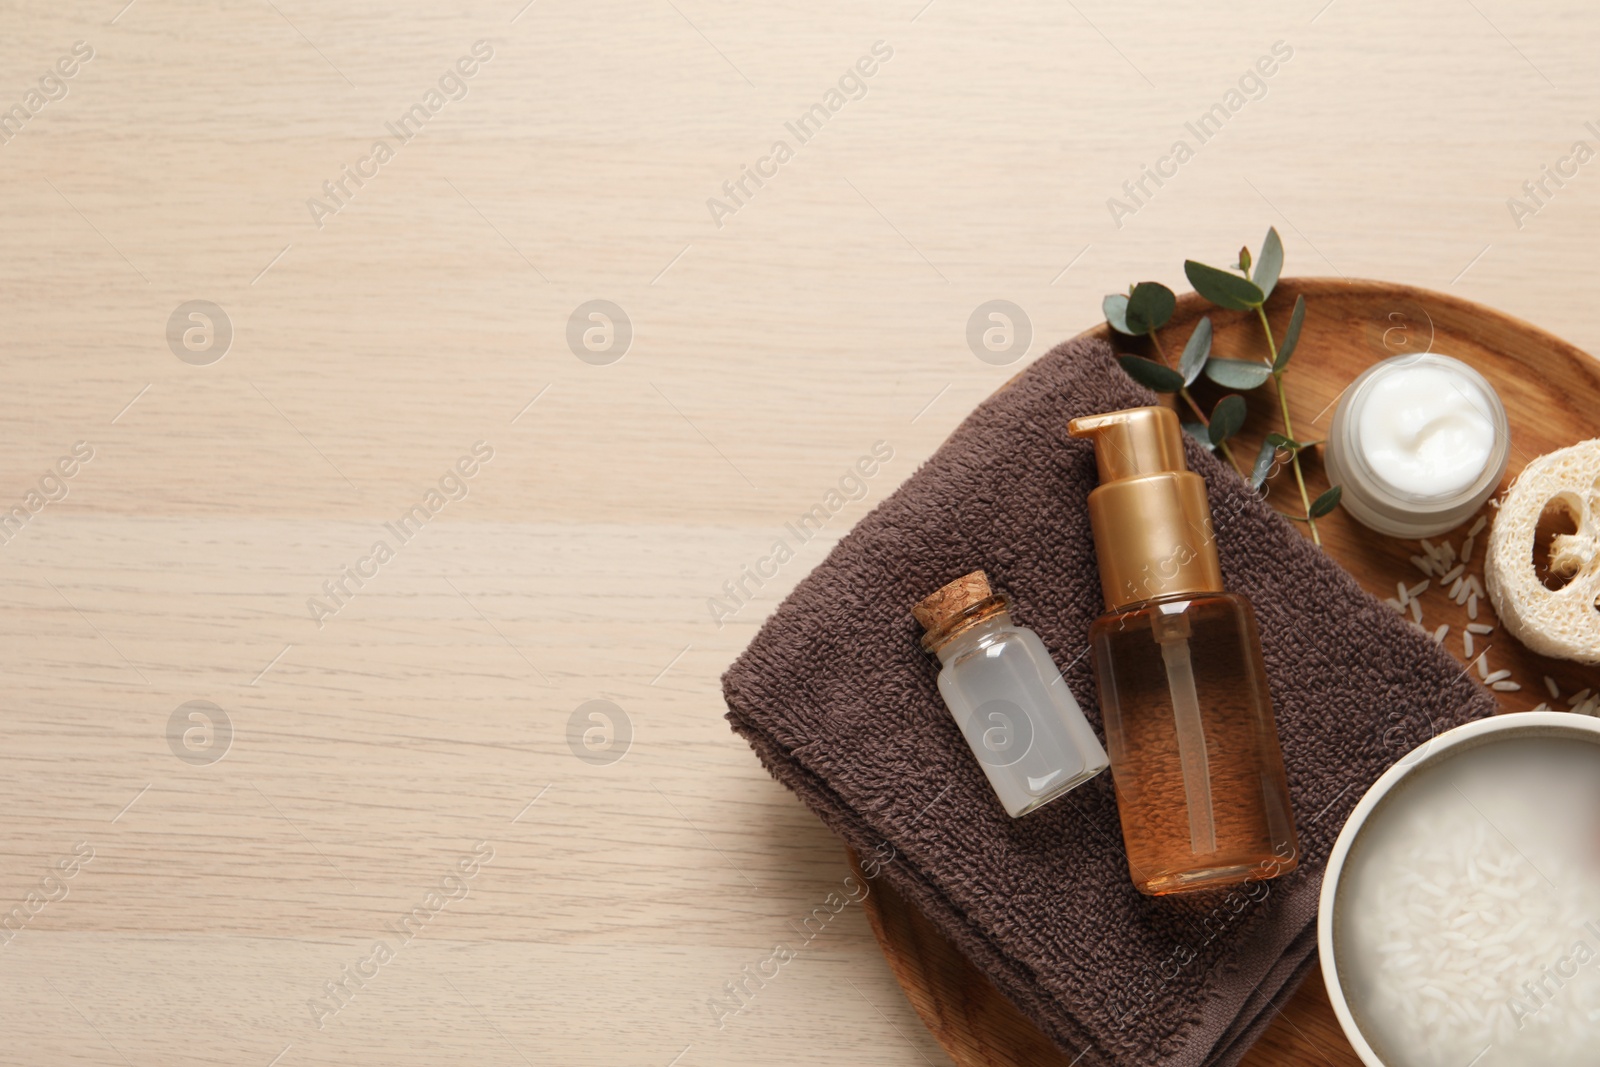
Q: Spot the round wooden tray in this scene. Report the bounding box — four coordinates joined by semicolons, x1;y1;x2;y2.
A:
852;278;1600;1067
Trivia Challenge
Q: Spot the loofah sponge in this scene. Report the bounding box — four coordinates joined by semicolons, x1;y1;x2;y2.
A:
1485;439;1600;664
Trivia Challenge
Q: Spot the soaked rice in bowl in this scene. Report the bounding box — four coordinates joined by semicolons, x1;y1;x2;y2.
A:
1333;735;1600;1066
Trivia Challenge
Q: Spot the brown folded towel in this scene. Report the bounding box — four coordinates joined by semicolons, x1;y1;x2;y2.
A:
722;335;1494;1067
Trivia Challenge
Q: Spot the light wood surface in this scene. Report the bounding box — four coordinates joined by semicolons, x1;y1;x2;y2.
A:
857;278;1600;1067
4;3;1600;1065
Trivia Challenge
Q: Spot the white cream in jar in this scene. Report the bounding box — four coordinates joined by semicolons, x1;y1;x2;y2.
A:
1325;353;1509;538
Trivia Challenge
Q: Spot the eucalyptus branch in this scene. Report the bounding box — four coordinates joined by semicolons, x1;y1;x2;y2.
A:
1104;226;1342;549
1253;305;1320;546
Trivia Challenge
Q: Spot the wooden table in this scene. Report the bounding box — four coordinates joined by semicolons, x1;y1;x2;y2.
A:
1;2;1594;1064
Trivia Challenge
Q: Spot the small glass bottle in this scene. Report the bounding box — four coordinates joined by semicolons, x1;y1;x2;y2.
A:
1068;407;1299;895
914;571;1109;817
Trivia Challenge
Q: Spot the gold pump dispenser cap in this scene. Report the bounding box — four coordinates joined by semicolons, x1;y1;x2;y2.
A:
1067;405;1224;611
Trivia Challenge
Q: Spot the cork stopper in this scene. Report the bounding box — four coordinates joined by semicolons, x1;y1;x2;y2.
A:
914;571;1008;651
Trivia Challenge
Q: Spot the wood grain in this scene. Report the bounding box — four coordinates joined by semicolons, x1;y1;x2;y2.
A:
854;279;1600;1067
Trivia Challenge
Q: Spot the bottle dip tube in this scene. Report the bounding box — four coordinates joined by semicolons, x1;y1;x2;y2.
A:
914;572;1109;818
1068;406;1299;895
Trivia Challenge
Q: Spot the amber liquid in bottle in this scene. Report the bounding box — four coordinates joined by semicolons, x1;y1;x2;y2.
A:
1090;591;1298;895
1069;405;1299;897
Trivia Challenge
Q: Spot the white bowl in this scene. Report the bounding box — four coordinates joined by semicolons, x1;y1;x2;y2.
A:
1318;711;1600;1067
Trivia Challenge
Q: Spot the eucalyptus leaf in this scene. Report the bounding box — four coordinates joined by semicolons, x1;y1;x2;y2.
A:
1182;421;1216;451
1103;293;1134;335
1125;282;1176;334
1204;358;1273;390
1309;484;1343;519
1208;394;1247;446
1273;294;1306;371
1249;438;1278;490
1178;317;1212;386
1184;260;1265;311
1255;227;1284;299
1118;354;1184;393
1265;432;1296;449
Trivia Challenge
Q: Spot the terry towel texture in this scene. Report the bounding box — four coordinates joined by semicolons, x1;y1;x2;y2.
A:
722;336;1495;1067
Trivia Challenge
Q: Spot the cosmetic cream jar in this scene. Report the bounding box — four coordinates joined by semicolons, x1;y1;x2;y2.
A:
1324;353;1509;538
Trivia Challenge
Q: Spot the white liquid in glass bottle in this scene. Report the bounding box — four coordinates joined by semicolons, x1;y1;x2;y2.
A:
915;571;1109;817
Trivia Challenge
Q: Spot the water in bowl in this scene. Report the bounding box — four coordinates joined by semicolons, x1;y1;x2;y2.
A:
1334;735;1600;1067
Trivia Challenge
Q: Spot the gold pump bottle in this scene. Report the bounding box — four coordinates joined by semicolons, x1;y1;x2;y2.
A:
1068;406;1298;896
